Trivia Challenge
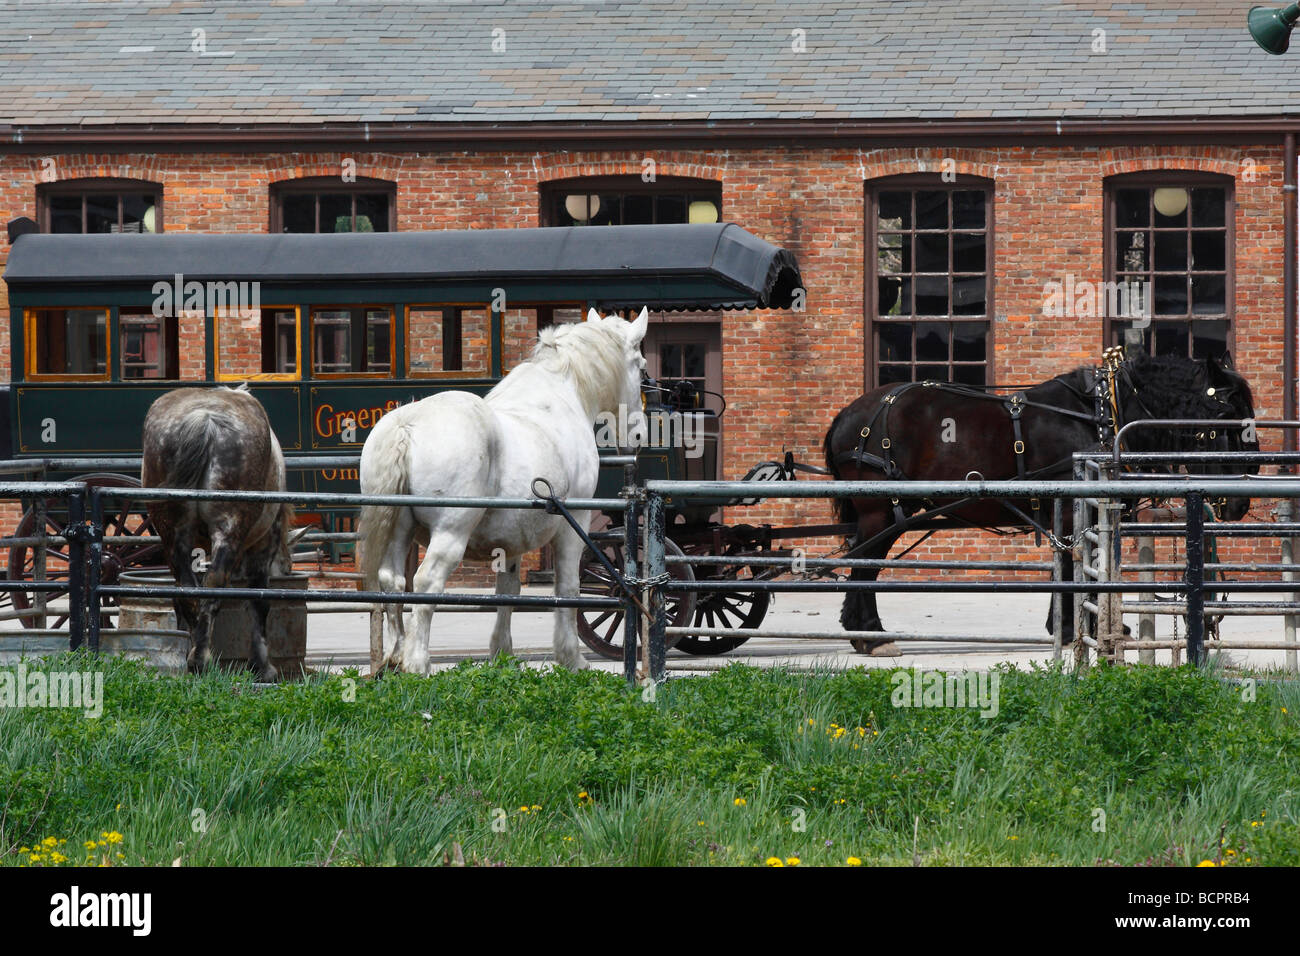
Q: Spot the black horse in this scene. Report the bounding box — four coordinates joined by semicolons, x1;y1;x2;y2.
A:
822;352;1258;653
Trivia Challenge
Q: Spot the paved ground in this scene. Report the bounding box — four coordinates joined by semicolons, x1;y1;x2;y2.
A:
303;588;1300;675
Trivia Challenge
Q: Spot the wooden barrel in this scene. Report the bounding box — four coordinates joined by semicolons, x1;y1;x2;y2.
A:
117;571;309;679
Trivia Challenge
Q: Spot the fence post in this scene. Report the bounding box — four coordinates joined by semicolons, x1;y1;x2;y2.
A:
645;489;667;684
1072;460;1090;670
1184;492;1205;666
368;609;384;674
66;491;85;650
1051;498;1063;661
34;496;48;630
1137;534;1156;665
1281;496;1298;672
86;487;104;654
622;493;641;685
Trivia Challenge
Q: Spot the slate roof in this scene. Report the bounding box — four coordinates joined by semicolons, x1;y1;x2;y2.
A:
0;0;1297;127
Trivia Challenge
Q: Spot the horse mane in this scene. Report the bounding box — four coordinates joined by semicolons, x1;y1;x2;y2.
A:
490;319;628;415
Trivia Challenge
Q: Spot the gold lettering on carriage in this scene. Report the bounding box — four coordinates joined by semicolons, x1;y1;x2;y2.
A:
594;406;705;458
151;272;260;317
315;400;402;440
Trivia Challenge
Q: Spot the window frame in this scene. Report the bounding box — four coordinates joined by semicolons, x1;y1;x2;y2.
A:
1102;171;1236;360
864;174;996;390
117;308;180;381
308;304;396;379
269;176;397;233
213;305;302;382
539;175;722;227
24;307;112;382
404;303;496;379
36;178;164;234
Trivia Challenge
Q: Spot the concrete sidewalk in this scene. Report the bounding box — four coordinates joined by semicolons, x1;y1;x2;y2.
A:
305;588;1300;674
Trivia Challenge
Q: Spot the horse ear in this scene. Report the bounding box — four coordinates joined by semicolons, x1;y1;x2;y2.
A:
586;308;602;323
628;306;648;344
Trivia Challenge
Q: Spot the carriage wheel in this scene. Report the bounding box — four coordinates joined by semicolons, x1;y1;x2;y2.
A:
6;474;167;629
576;536;695;660
672;566;768;656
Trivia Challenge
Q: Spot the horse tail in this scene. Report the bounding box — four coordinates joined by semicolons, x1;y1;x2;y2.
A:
823;408;857;525
165;411;228;490
358;413;411;591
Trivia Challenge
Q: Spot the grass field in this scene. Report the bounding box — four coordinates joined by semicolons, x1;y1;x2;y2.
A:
1;654;1297;867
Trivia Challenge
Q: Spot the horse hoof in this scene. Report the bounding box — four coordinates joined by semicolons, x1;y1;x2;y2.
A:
257;666;279;683
850;638;901;657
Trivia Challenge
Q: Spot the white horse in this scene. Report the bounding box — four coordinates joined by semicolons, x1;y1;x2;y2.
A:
358;307;648;673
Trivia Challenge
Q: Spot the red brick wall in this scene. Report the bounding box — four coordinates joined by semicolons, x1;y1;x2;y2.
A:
0;143;1289;588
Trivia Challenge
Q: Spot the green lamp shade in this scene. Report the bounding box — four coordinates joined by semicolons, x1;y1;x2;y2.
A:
1249;3;1300;55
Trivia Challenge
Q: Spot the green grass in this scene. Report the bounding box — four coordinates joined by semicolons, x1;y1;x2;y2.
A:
1;654;1297;866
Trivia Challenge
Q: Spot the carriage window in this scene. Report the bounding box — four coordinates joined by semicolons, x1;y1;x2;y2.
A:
542;177;721;227
311;307;392;376
38;179;162;233
27;308;109;378
119;310;179;380
271;178;395;233
216;307;299;380
407;307;490;377
1106;179;1232;360
871;182;992;386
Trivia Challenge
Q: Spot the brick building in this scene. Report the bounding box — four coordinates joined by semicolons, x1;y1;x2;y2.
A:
1;1;1299;574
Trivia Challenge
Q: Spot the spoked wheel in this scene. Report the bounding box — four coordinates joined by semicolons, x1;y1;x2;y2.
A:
6;474;167;629
576;536;696;660
673;555;769;656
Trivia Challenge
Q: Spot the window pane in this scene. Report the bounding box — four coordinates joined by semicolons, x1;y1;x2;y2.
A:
320;194;353;233
952;232;985;272
953;275;986;315
953;323;986;361
656;194;686;224
878;192;910;230
661;344;682;377
120;313;168;379
682;343;706;378
1153;320;1189;357
878;276;907;316
878;233;905;273
1116;189;1149;228
120;194;151;234
1191;188;1226;228
914;275;949;316
33;308;107;376
915;234;948;272
366;309;391;372
1191;274;1226;315
354;194;389;233
313;309;352;372
915;190;947;230
1153;231;1187;271
623;194;654;225
878;364;911;385
1191;231;1226;271
916;322;949;362
50;196;82;233
85;194;118;233
1154;275;1188;315
590;195;620;226
1192;319;1229;359
1153;188;1188;227
952;191;985;229
282;194;315;233
952;364;986;386
877;322;912;362
916;364;949;382
1116;231;1148;272
274;310;297;373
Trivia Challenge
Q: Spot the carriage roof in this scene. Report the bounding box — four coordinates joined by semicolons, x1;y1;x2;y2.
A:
4;223;804;312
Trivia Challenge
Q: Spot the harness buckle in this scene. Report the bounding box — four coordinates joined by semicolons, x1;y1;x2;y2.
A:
883;394;897;405
860;426;870;438
881;438;891;450
1013;440;1025;455
1031;497;1040;512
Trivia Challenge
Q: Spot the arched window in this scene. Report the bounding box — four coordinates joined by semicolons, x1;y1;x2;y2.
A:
270;176;395;233
37;177;162;233
1104;172;1234;359
867;174;994;387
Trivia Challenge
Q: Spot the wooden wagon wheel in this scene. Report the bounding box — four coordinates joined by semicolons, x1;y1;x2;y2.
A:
6;474;166;629
672;548;768;655
576;536;695;660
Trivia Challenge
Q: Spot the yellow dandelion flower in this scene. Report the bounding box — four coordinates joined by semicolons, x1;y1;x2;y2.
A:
786;857;800;866
530;805;541;811
84;841;97;851
1196;859;1218;867
765;857;784;867
734;797;747;806
1225;849;1237;857
50;852;67;864
846;856;862;866
1008;835;1019;841
105;832;123;845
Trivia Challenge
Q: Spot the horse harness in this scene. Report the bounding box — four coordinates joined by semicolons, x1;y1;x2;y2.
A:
834;355;1130;552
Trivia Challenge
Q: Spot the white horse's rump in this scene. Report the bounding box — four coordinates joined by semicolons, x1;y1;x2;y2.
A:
359;308;648;673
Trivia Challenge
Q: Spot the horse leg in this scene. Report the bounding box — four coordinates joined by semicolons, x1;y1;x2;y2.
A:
191;534;236;674
375;512;415;672
842;508;902;657
551;516;591;672
247;560;279;683
401;526;471;675
489;557;520;660
170;535;199;637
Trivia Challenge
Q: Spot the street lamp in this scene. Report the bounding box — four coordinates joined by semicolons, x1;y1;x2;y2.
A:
1249;3;1300;54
